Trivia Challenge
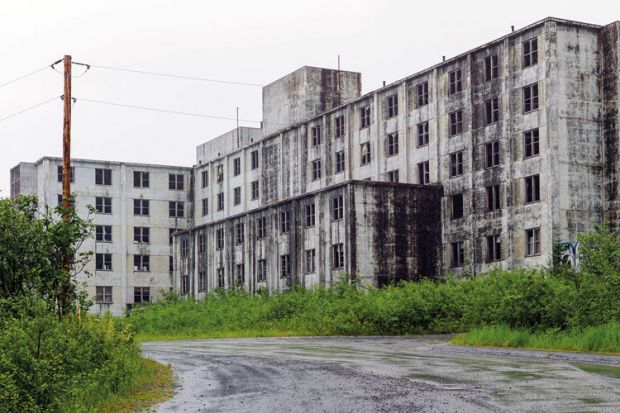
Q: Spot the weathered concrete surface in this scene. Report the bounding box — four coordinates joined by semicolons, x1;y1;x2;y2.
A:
143;336;620;412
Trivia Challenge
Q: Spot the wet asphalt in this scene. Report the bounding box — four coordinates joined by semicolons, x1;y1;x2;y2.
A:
142;335;620;412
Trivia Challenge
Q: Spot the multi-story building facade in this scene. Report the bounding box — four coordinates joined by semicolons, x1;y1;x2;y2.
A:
175;17;620;296
12;17;620;305
10;157;192;315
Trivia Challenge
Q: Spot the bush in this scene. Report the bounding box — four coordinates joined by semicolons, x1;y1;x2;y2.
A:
0;298;144;413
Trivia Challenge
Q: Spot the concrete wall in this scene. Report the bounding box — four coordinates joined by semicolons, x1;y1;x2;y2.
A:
11;157;192;315
262;66;362;136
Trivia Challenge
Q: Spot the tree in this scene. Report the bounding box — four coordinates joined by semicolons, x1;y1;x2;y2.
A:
0;195;93;316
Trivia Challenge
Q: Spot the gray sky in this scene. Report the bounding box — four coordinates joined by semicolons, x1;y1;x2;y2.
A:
1;0;618;194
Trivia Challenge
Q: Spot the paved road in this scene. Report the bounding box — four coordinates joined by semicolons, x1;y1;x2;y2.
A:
142;336;620;412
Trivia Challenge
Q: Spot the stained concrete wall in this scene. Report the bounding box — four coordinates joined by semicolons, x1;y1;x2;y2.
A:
176;181;442;295
262;66;362;136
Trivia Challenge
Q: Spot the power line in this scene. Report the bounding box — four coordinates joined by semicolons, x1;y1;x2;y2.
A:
0;65;51;89
74;97;263;123
0;96;60;124
89;64;264;87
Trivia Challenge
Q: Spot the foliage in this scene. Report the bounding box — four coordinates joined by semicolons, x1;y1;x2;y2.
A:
452;323;620;353
129;224;620;350
0;297;161;413
0;195;94;317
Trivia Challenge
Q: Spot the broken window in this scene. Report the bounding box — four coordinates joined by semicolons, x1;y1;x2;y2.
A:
169;201;184;218
134;287;150;304
360;106;371;129
418;161;430;185
448;69;462;95
96;254;112;271
484;54;499;81
257;259;267;282
386;132;399;156
451;193;463;219
95;168;112;186
416;81;429;107
202;197;208;216
133;226;150;243
133;255;150;272
198;233;206;253
451;242;464;267
386;93;398;118
216;165;224;183
251;180;259;200
198;271;207;291
485;141;500;168
217;192;224;211
335;115;345;138
332;243;344;269
169;256;174;272
233;158;241;176
256;217;267;239
280;210;290;234
96;225;112;242
251;150;260;170
235;223;244;245
169;174;184;190
236;264;245;285
181;239;188;257
417;122;429;147
96;286;112;304
134;171;150;188
449;110;463;136
97;196;112;214
215;228;224;250
523;83;539;113
486;184;501;211
485;97;499;125
305;203;316;227
280;254;291;278
312;159;321;181
526;227;541;256
311;125;321;146
201;170;208;188
387;170;399;183
523;38;538;68
486;235;501;262
57;165;74;183
305;249;316;273
449;151;463;178
524;128;540;158
332;195;344;221
525;175;540;203
181;275;190;294
233;186;241;206
335;151;345;173
217;268;225;288
360;142;371;165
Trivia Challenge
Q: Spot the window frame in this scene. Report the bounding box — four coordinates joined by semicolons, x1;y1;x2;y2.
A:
451;193;464;219
95;225;112;242
526;227;541;257
485;141;500;168
523;37;538;68
386;132;399;157
525;174;541;204
449;151;464;178
486;184;501;212
451;241;465;267
449;110;463;137
484;54;499;81
360;106;371;129
486;234;502;262
95;168;112;186
360;142;371;165
332;195;344;221
448;68;462;95
133;254;150;272
524;128;540;158
95;253;112;271
386;93;398;118
417;121;429;147
335;150;345;174
134;171;150;188
416;81;429;107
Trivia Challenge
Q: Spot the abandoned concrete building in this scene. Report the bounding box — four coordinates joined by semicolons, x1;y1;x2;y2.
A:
10;17;620;307
10;158;192;315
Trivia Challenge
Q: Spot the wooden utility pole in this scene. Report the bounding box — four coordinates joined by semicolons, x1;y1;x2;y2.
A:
62;55;72;215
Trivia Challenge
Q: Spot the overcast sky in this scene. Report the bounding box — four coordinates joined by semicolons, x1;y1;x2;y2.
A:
1;0;618;194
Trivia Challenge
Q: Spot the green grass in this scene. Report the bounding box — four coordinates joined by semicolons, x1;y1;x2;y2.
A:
97;358;174;413
574;362;620;379
451;323;620;353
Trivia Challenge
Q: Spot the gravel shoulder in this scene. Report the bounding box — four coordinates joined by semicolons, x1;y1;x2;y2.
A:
142;336;620;412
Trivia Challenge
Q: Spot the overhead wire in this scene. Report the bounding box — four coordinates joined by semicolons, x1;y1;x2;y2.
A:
0;65;51;89
89;64;264;87
0;96;61;124
74;97;263;123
